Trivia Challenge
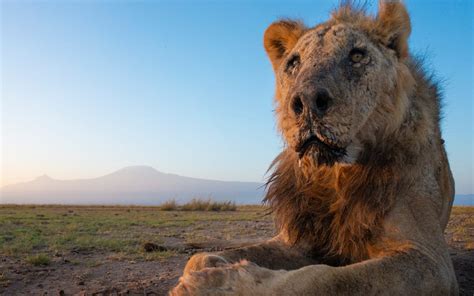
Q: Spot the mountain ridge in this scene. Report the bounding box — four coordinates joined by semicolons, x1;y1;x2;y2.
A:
0;166;265;205
1;166;471;206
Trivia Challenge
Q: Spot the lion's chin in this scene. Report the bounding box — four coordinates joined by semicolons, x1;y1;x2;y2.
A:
299;145;346;167
295;132;358;168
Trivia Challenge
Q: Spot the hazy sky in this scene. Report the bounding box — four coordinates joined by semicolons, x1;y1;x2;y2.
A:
1;0;473;194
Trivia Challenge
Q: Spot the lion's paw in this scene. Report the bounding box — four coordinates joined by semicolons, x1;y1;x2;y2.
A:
170;260;275;296
183;253;229;275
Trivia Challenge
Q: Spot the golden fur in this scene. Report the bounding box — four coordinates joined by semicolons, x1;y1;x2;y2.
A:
171;2;457;295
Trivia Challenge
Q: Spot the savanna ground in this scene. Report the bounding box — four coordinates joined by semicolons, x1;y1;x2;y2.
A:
0;205;472;296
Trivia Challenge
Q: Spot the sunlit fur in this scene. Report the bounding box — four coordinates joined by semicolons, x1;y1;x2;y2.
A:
171;2;457;295
263;2;448;264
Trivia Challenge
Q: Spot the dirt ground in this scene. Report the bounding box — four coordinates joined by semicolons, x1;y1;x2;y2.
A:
0;206;472;296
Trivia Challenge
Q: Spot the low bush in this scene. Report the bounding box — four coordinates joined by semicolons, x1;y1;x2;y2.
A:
160;199;178;211
159;199;236;211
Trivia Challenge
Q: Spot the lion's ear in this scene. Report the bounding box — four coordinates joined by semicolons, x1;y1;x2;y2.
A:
264;20;306;71
375;1;411;58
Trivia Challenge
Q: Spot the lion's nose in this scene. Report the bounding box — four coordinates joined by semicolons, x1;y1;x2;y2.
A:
291;88;333;118
291;95;304;117
313;89;333;117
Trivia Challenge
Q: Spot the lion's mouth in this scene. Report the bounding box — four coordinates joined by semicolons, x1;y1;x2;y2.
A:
295;133;346;165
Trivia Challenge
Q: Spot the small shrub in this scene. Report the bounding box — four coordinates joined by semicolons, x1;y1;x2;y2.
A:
160;200;178;211
158;198;237;211
26;254;51;266
180;199;237;212
181;199;209;211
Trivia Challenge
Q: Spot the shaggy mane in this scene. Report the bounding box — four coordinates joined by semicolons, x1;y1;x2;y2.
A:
264;139;416;265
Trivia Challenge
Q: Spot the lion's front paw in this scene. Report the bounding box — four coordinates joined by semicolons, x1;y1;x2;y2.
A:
170;260;277;296
183;253;229;275
171;267;237;296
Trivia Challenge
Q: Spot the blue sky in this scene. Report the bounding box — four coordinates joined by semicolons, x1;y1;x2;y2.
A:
1;0;472;194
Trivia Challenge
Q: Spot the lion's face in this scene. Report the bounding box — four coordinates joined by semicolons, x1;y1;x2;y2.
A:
275;24;400;166
264;6;412;167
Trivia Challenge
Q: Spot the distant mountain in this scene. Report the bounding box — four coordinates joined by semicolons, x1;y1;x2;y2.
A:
0;166;265;205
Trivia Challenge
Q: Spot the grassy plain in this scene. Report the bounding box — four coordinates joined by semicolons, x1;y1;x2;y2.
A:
0;204;265;259
0;205;472;295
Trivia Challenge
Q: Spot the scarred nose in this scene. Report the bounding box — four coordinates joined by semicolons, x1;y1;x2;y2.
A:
291;88;333;118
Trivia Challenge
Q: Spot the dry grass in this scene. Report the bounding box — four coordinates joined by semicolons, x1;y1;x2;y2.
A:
180;199;236;211
159;199;237;212
160;200;178;211
445;206;474;250
0;204;265;263
26;254;51;266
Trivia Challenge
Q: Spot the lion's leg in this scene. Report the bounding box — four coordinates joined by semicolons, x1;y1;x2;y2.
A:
216;238;317;270
174;248;458;296
183;237;316;275
271;248;457;295
174;204;458;295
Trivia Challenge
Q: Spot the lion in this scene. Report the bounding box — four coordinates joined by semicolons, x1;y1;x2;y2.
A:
171;1;458;295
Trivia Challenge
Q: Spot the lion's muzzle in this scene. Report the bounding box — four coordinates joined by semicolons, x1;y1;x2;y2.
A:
296;133;346;166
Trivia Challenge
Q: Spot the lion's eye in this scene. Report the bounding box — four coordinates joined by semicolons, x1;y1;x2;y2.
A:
285;54;300;75
349;48;365;63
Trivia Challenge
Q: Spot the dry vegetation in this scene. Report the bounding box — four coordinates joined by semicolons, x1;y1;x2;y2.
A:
160;199;237;211
0;202;254;262
446;207;474;250
0;204;471;295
